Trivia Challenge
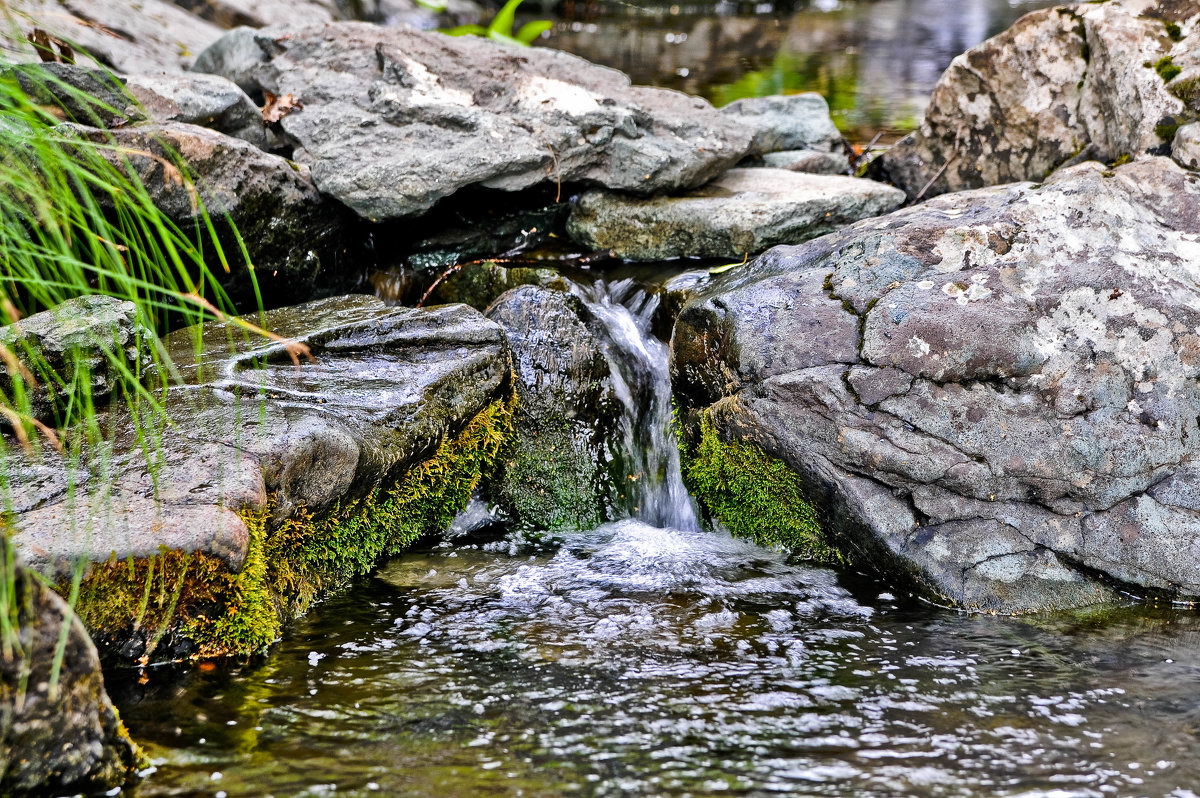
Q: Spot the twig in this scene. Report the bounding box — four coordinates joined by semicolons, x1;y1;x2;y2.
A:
914;155;955;201
545;144;561;203
417;258;515;308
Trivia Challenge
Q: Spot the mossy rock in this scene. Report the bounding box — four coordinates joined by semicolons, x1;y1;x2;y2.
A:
72;394;515;660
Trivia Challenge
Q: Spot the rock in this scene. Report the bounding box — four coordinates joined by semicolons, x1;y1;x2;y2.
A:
10;295;513;661
124;71;278;150
190;26;272;97
758;149;849;175
402;202;571;273
0;540;139;794
65;121;345;305
720;93;844;156
193;23;753;221
421;260;570;311
0;296;151;424
672;157;1200;613
2;64;135;128
879;1;1198;201
566;168;905;261
1173;121;1200;169
485;286;620;530
169;0;337;29
4;0;223;73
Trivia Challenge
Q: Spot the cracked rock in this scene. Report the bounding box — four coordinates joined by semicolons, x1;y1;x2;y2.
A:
673;157;1200;612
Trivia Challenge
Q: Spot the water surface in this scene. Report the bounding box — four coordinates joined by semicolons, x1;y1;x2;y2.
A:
540;0;1061;140
118;521;1200;796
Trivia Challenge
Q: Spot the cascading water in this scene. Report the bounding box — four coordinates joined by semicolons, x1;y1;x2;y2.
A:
569;278;701;532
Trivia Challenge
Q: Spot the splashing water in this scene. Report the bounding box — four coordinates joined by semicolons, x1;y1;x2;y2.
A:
570;278;700;531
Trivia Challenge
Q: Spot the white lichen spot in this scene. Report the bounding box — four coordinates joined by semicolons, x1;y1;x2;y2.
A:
908;336;931;357
1127;399;1143;414
516;75;602;116
916;280;934;290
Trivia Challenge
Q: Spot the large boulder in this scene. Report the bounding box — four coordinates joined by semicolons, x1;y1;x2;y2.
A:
192;23;753;221
880;0;1199;201
485;286;622;530
0;541;139;794
672;157;1200;612
66;121;346;305
10;295;513;661
567;168;904;261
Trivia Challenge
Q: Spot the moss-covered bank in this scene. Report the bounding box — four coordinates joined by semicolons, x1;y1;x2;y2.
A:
71;394;516;661
679;407;843;563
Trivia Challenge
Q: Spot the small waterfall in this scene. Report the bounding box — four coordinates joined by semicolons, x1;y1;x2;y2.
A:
570;279;701;532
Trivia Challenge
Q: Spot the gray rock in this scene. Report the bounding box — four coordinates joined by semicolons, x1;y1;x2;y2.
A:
485;286;621;530
880;0;1197;201
169;0;337;28
65;121;345;304
673;157;1200;612
1172;122;1200;170
721;93;844;156
759;149;850;175
5;0;223;73
191;26;272;96
0;296;151;424
566;168;905;261
10;295;512;658
124;71;278;150
0;540;138;794
194;23;753;221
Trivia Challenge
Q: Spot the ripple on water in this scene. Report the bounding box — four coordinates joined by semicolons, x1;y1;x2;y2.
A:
116;521;1200;797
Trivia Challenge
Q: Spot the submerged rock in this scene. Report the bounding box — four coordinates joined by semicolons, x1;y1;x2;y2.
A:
66;121;346;305
880;0;1199;200
10;295;513;661
485;286;621;530
566;168;904;261
192;23;752;221
0;540;139;794
673;157;1200;612
720;93;844;157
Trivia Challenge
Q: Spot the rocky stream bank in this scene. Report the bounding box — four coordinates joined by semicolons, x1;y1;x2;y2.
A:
3;0;1200;792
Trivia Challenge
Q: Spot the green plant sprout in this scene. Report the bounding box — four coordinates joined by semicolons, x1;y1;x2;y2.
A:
444;0;553;47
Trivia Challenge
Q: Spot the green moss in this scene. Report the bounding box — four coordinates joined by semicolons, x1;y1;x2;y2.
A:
72;394;516;659
1110;153;1133;166
1155;120;1180;141
1169;76;1200;107
1155;56;1182;83
680;409;842;563
1165;21;1183;41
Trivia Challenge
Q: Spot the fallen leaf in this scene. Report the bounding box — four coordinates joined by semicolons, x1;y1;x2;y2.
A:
262;92;303;125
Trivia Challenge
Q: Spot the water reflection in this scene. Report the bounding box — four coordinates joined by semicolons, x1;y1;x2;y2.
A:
118;521;1200;797
541;0;1060;140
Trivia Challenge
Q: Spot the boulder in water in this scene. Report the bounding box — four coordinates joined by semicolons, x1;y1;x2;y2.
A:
566;168;904;261
10;295;514;661
673;157;1200;612
485;286;622;530
880;0;1199;200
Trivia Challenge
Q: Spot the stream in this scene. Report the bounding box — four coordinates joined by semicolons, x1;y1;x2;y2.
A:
114;281;1200;797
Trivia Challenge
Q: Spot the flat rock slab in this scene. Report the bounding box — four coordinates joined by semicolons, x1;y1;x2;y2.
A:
11;295;509;578
192;23;752;221
567;168;904;261
880;0;1199;200
673;157;1200;613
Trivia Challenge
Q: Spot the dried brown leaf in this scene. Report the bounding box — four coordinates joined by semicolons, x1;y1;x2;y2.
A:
262;92;303;125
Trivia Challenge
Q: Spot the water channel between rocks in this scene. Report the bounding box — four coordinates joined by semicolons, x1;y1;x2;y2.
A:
114;282;1200;797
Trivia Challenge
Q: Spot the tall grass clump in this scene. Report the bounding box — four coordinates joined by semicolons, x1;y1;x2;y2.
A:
0;17;281;697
